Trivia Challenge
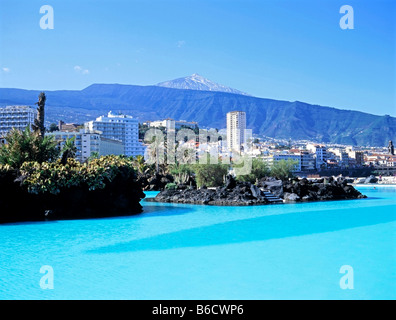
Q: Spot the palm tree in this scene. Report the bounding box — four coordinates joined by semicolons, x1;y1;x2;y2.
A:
145;130;166;173
133;155;148;175
60;137;77;165
32;92;46;138
87;151;99;162
0;127;59;168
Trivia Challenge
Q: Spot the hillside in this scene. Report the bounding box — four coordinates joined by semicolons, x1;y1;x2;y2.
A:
0;84;394;146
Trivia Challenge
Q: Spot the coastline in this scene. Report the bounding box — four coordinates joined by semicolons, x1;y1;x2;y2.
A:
353;183;396;187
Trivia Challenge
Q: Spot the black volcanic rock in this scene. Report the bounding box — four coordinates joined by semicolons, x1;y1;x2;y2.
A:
225;174;237;190
136;172;174;191
364;175;378;184
257;177;284;197
282;176;366;201
283;193;300;202
149;181;271;206
148;177;366;206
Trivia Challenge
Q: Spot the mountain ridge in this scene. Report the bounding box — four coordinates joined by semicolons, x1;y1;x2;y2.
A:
0;83;394;147
156;73;251;96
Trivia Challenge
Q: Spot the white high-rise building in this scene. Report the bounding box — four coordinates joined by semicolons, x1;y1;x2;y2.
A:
226;111;246;153
0;106;37;136
85;111;145;157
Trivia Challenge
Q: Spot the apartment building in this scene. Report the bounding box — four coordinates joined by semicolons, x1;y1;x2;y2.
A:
307;144;328;170
85;111;145;157
0;105;37;136
264;154;302;172
46;129;100;162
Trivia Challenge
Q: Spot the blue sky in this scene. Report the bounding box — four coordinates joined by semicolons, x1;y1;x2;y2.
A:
0;0;395;116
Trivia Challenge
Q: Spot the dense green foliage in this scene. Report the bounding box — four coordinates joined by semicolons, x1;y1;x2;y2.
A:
20;155;136;195
0;91;59;169
132;154;149;175
0;127;60;168
48;123;59;132
270;159;298;180
170;163;194;185
193;159;229;187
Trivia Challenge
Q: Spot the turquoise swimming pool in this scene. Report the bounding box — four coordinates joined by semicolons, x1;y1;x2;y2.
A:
0;186;395;299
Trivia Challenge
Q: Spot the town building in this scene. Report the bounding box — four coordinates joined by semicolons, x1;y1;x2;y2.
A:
299;150;316;171
58;121;82;132
85;111;145;157
328;148;349;168
145;119;198;131
47;129;124;162
98;137;124;157
346;148;364;167
47;130;100;162
0;105;37;136
226;111;246;153
307;144;328;170
263;154;302;172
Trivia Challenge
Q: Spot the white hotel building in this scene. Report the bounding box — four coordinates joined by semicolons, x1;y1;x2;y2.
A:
85;111;145;157
0;106;37;137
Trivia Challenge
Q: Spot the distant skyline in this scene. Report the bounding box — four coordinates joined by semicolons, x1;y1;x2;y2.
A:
0;0;395;116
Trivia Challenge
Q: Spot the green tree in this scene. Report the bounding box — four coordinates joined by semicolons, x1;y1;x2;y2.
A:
87;151;100;162
193;154;229;187
132;154;149;175
48;123;59;132
236;157;270;183
270;159;298;180
170;163;194;185
0;127;59;168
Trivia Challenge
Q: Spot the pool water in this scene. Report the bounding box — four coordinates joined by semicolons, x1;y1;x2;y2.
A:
0;186;395;299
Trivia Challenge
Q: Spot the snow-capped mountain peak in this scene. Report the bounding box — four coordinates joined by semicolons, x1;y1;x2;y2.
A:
156;74;251;96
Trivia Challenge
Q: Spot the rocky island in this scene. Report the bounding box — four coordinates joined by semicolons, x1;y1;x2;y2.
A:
147;175;367;206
